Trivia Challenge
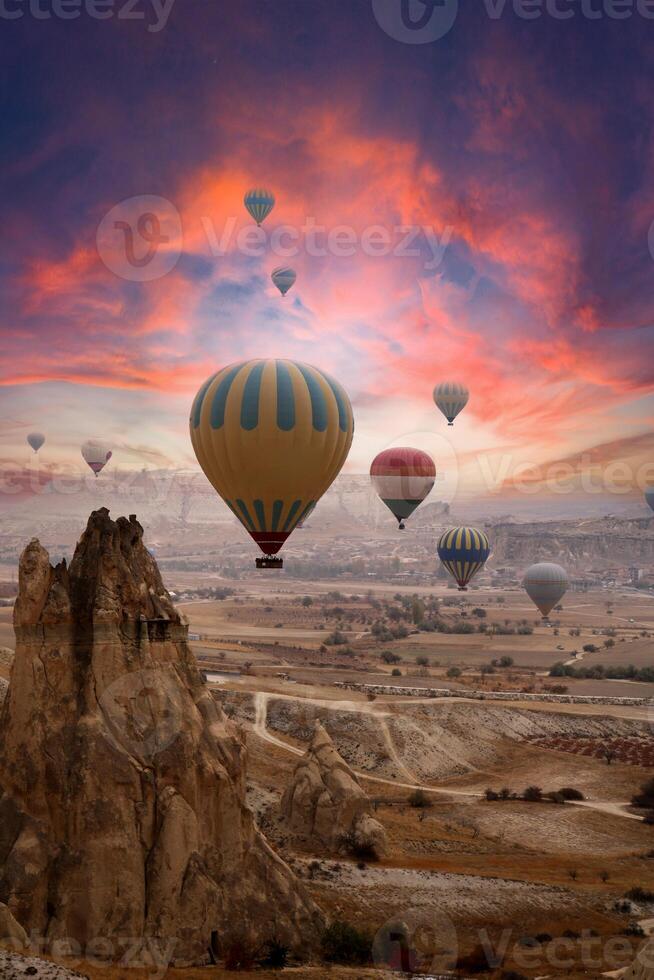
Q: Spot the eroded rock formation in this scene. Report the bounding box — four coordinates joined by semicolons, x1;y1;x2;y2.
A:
280;721;387;857
0;509;321;966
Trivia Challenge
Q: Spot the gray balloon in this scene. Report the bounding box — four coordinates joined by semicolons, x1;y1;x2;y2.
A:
27;432;45;453
523;562;568;619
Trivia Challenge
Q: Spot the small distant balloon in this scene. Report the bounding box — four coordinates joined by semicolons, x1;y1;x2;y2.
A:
433;381;469;426
437;526;490;590
271;266;296;297
244;188;275;226
27;432;45;453
81;440;112;477
523;562;569;619
645;487;654;514
370;447;435;530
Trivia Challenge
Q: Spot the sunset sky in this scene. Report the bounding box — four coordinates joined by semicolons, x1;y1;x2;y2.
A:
1;1;653;500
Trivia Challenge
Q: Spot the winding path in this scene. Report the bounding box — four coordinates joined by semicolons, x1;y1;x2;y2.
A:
249;691;645;820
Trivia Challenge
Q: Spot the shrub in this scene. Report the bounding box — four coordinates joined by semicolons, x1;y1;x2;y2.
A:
485;788;499;801
625;886;654;902
523;786;543;803
558;787;585;801
546;791;565;804
391;668;402;677
339;831;380;863
260;938;290;969
380;651;401;664
408;789;430;808
446;666;461;678
633;777;654;809
415;655;429;666
456;944;498;972
325;629;347;646
320;921;371;965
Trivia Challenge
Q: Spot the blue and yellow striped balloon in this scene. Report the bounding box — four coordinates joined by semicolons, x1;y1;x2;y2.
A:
244;188;275;226
437;526;490;590
190;359;354;563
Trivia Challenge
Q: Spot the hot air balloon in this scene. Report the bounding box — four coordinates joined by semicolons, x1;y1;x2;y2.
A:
27;432;45;453
645;487;654;514
271;266;296;297
296;502;317;528
433;381;469;426
81;440;112;477
244;188;275;226
523;563;568;620
370;448;435;530
437;526;490;590
190;359;354;568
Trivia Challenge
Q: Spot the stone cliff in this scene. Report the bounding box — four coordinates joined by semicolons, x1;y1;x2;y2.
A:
0;509;321;966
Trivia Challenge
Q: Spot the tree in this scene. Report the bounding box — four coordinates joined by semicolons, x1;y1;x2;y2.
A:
301;596;313;607
380;651;401;664
499;656;514;667
472;607;487;618
632;777;654;809
415;655;428;667
446;666;462;678
411;597;425;625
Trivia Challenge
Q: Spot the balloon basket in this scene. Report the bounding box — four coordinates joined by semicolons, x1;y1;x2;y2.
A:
398;521;406;530
457;586;468;591
256;557;283;569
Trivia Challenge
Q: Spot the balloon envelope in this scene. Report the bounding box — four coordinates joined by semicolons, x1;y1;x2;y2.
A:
523;562;568;618
81;440;112;477
27;432;45;453
370;447;435;528
433;381;469;425
271;266;296;296
190;359;354;559
645;487;654;514
244;188;275;225
437;526;490;589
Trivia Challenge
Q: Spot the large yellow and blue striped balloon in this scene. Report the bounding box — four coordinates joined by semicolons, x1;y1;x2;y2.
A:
244;188;275;226
437;526;490;589
190;359;354;561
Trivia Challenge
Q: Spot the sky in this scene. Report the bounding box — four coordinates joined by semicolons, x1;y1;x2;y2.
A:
1;0;654;505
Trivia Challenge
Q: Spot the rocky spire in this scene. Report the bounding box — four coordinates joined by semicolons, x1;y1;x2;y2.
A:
280;721;387;857
0;509;321;967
